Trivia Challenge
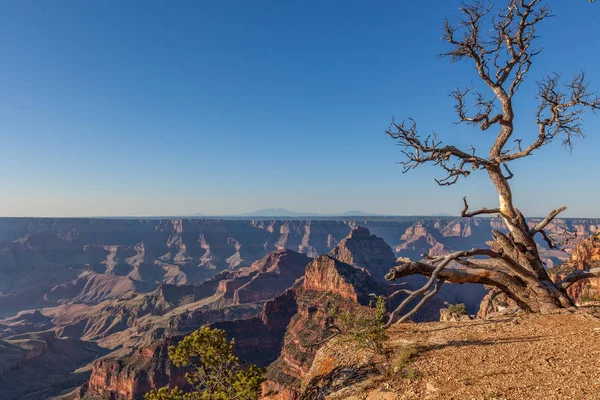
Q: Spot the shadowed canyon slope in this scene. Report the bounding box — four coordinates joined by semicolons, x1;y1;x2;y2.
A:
0;247;313;400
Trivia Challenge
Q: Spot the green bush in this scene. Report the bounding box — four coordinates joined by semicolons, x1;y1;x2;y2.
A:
579;289;600;303
395;345;418;371
448;303;467;316
145;326;265;400
334;296;389;356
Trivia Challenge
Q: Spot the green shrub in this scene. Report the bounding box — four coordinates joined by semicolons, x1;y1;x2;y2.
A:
579;288;600;303
448;303;467;315
145;326;264;400
406;367;422;381
334;296;389;356
395;345;418;371
394;344;420;380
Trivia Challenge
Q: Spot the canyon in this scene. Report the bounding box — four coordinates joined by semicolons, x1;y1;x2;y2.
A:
0;217;598;399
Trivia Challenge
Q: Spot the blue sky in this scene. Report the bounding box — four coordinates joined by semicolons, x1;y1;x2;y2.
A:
0;1;599;217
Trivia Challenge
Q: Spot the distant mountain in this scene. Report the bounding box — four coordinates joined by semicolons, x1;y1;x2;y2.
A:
426;213;457;217
238;208;378;217
339;210;378;216
240;208;320;217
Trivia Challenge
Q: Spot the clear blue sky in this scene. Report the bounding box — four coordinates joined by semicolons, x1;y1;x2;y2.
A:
0;1;598;217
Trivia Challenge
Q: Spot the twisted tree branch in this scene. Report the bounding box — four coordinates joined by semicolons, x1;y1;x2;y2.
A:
461;196;501;218
529;206;567;235
385;118;489;186
556;268;600;291
384;249;505;326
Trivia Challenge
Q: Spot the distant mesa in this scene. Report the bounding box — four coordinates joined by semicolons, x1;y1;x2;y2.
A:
188;208;380;217
238;208;378;217
240;208;320;217
340;210;376;216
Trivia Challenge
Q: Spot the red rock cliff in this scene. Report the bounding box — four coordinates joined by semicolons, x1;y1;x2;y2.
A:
555;233;600;302
82;343;188;400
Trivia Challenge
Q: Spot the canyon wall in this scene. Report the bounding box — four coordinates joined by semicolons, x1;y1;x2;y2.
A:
1;217;595;316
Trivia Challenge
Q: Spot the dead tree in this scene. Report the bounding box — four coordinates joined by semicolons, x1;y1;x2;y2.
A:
384;0;600;323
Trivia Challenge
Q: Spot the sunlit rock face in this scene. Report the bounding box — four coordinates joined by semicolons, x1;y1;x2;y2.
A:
552;233;600;303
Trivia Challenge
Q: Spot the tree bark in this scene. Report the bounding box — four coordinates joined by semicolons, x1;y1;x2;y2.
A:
386;259;573;313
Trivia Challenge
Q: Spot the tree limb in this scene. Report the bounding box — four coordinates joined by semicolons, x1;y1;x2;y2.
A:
396;279;446;324
452;86;503;130
384;249;505;327
461;196;501;218
502;73;600;161
385;118;490;186
539;228;577;251
556;268;600;290
502;164;514;180
529;206;567;235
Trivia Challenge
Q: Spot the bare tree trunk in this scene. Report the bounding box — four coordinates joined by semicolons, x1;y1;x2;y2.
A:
382;0;600;325
385;258;571;316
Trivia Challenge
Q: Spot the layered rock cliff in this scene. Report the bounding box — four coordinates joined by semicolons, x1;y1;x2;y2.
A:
75;250;311;399
84;343;188;400
261;254;389;400
1;217;595;316
551;233;600;303
0;331;100;400
79;228;397;400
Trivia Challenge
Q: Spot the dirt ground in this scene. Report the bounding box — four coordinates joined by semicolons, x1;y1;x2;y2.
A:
379;308;600;400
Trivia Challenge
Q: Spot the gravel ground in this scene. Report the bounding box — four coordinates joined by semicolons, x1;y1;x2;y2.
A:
383;309;600;400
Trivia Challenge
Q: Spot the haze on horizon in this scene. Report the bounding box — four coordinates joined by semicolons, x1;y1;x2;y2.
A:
1;1;599;218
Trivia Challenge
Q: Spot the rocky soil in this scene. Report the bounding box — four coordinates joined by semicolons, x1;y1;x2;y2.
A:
303;309;600;399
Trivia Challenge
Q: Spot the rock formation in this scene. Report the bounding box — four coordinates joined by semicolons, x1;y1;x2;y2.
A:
551;233;600;303
1;217;594;316
84;343;188;400
261;254;389;399
327;226;396;281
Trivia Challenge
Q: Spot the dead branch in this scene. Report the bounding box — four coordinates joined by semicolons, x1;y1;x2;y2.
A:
387;288;414;301
384;249;501;327
384;251;454;327
539;228;577;251
502;164;514;180
556;268;600;291
461;196;501;218
442;0;548;96
452;86;503;130
396;279;446;324
385;118;489;186
502;73;600;161
529;206;568;234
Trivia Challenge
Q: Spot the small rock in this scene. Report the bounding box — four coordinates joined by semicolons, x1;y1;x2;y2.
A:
365;389;398;400
426;382;439;392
